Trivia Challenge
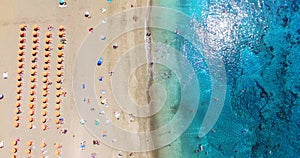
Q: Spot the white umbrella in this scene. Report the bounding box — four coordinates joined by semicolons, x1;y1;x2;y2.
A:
0;140;3;148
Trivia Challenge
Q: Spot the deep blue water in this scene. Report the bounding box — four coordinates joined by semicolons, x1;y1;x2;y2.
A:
154;0;300;157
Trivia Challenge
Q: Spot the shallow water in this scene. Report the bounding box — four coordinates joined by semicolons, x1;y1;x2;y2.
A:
152;0;300;157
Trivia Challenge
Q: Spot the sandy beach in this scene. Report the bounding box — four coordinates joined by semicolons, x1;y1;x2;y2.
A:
0;0;156;157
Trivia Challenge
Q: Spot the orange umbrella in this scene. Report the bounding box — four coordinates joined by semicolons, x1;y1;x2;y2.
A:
14;115;20;121
56;84;61;90
12;140;18;145
42;110;47;116
31;57;37;62
41;124;48;130
14;122;20;128
16;95;21;101
16;81;22;87
55;91;61;97
42;77;48;83
17;69;23;75
43;72;49;77
29;96;35;102
41;142;46;148
16;88;22;94
16;75;22;81
31;51;37;56
41;117;47;123
44;58;50;64
29;109;35;116
26;148;31;154
41;104;48;109
15;108;21;114
57;44;64;50
28;103;34;109
11;147;17;153
32;31;39;37
42;98;48;103
57;51;63;57
55;98;61;104
59;25;65;31
19;24;27;30
18;44;25;50
46;32;52;38
32;44;38;50
57;64;63;70
44;45;51;51
29;90;35;95
20;31;26;37
45;38;52;44
57;58;63;64
55;104;60;110
58;32;65;38
33;37;39;43
55;111;60;117
55;149;61;155
28;123;33;129
30;76;36;82
15;102;21;107
56;77;61;83
27;140;33;146
57;71;63;77
31;63;37;69
18;50;24;56
28;117;34;122
30;83;36;89
18;63;24;68
19;37;26;43
30;70;36;76
44;51;51;57
43;64;49;70
18;56;24;62
33;25;40;31
42;85;48;90
42;91;48;97
55;119;60;124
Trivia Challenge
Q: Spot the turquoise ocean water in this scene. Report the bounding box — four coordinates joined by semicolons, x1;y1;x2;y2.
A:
152;0;300;157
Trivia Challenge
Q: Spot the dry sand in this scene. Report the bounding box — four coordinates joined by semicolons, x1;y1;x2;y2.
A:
0;0;157;157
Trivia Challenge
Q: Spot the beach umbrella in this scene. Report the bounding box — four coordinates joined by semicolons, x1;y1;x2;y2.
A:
31;63;37;69
32;38;39;44
11;147;17;153
57;64;63;70
14;122;20;128
33;25;40;31
44;45;51;51
19;37;26;43
59;25;65;31
28;103;34;109
56;98;61;104
31;57;37;62
18;44;25;50
29;109;35;116
14;115;20;121
32;44;38;50
20;31;26;37
42;110;47;116
43;64;49;70
30;76;36;82
30;70;36;76
41;104;48;109
58;32;65;38
44;51;51;57
45;38;52;44
17;69;23;75
42;98;48;103
26;140;33;146
16;82;22;87
41;142;46;148
16;88;21;94
42;85;48;90
57;58;63;64
55;104;60;110
18;56;24;62
30;83;36;89
15;102;21;107
55;119;60;124
42;91;48;97
42;77;48;83
57;71;63;77
31;51;37;56
18;63;24;68
46;32;52;38
18;50;24;56
84;11;90;17
32;31;39;37
19;24;27;30
55;111;61;117
12;140;18;145
16;95;21;101
56;77;61;83
55;149;61;155
15;108;21;114
26;149;31;154
58;44;64;50
44;58;50;64
41;124;48;130
28;117;34;122
56;84;61;90
29;96;35;102
55;91;61;97
57;51;63;57
41;117;47;123
16;75;22;81
29;90;35;95
43;72;49;77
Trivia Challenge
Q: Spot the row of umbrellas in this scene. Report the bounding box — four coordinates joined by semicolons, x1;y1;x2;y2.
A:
11;139;33;156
